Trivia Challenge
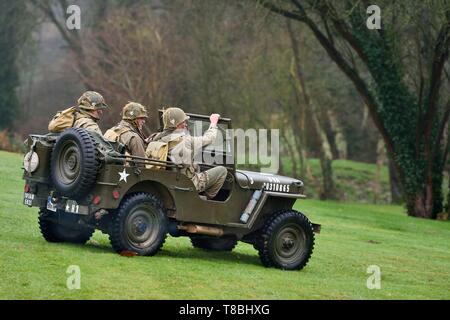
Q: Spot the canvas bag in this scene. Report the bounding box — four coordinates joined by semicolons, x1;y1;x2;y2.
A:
48;107;77;133
145;141;169;170
145;135;184;170
104;126;132;143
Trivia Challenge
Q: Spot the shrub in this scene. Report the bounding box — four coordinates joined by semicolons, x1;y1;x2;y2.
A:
0;130;26;153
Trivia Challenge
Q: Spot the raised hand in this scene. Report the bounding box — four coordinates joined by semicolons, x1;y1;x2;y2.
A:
210;114;220;125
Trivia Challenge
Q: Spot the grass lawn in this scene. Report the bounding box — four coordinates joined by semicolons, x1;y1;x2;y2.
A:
0;150;449;299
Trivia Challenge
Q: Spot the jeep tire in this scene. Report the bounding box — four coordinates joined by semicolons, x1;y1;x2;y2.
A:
109;193;167;256
256;210;314;270
38;208;94;244
50;128;100;200
190;236;237;251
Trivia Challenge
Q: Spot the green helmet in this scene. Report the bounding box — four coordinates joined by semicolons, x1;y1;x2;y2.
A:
162;107;190;129
122;102;149;120
77;91;108;110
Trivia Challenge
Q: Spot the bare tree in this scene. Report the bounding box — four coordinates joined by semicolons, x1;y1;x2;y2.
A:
81;7;179;132
286;19;337;199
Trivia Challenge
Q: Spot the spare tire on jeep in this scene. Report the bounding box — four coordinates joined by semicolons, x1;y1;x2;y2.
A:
50;128;100;200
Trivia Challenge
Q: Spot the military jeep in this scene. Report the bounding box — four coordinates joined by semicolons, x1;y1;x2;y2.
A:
22;112;320;270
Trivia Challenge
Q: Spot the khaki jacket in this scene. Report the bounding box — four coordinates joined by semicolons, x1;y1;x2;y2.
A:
73;111;102;135
106;120;146;158
160;126;218;178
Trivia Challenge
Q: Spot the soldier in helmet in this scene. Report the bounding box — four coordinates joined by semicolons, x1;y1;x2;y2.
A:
104;102;148;158
74;91;108;134
148;107;227;200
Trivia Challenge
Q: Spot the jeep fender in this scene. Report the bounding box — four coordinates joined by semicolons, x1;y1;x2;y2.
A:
122;180;176;218
233;191;320;233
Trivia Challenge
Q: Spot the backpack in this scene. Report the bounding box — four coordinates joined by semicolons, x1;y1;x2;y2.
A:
145;136;183;170
104;126;132;143
48;107;77;133
145;141;169;170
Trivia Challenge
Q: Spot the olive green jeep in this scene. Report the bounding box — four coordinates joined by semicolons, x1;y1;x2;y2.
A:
22;112;320;270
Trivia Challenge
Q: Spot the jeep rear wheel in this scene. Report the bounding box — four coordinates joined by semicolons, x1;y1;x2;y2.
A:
190;237;237;251
109;193;167;256
256;210;314;270
38;208;94;244
50;128;100;200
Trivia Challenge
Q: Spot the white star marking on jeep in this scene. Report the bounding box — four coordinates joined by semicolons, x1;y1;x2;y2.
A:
118;169;130;183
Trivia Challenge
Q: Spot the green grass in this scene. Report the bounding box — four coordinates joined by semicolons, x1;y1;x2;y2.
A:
0;150;449;299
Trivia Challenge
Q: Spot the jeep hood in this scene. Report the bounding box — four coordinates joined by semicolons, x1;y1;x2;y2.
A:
235;170;304;194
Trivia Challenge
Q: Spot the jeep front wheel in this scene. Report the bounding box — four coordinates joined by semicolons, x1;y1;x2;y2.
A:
256;210;314;270
109;193;167;256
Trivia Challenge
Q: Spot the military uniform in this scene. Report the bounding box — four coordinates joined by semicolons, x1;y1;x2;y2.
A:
47;91;108;134
73;110;103;135
105;120;147;157
149;108;227;199
104;102;148;158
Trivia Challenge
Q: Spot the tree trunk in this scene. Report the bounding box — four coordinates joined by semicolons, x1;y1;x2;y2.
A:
302;149;315;182
319;154;335;200
405;142;444;218
278;152;285;176
406;185;434;218
281;132;298;177
311;107;337;199
388;156;403;204
286;19;337;199
374;137;386;203
327;109;348;159
447;170;450;216
288;58;307;178
447;149;450;217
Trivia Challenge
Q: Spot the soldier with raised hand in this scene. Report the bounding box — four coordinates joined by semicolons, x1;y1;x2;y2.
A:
104;102;148;158
148;107;227;200
74;91;108;134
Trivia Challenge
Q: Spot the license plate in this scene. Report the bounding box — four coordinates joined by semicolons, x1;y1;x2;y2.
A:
47;197;57;212
24;193;35;207
65;200;80;214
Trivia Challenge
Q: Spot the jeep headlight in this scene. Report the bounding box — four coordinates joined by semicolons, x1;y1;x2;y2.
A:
24;151;39;173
